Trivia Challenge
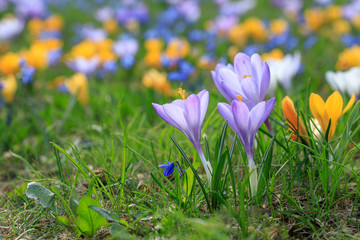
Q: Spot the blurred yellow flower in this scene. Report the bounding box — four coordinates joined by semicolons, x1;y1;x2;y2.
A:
28;18;44;36
351;14;360;30
1;75;17;103
45;14;63;31
103;18;118;34
243;17;267;41
23;44;48;70
228;24;247;46
304;8;325;31
262;48;284;61
270;19;288;35
165;38;190;60
145;38;163;51
142;69;172;96
332;19;350;35
325;5;342;22
145;39;163;68
65;73;89;106
0;52;20;75
309;91;355;140
71;40;97;59
336;45;360;70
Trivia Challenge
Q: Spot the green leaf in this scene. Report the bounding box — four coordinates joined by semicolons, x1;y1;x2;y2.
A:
56;216;71;226
89;206;128;226
110;223;133;240
183;162;201;198
75;196;108;237
25;182;56;212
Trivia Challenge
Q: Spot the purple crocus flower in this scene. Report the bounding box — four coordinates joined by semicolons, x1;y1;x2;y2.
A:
211;52;270;108
218;97;275;195
152;90;213;182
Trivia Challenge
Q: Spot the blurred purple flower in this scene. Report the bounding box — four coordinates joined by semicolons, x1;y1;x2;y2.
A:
81;26;107;42
113;37;139;58
14;0;46;19
66;57;99;76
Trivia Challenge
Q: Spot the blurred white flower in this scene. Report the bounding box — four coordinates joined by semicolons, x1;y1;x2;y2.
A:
267;51;301;95
0;16;24;41
326;67;360;97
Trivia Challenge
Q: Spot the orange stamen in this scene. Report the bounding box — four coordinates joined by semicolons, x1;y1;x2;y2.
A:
178;88;186;100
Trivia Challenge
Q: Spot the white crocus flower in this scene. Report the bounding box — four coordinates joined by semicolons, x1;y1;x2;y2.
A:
326;67;360;97
267;51;301;96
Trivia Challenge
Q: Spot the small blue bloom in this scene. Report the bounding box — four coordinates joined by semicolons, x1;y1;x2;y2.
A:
158;161;185;177
48;49;62;66
58;84;68;93
103;60;118;74
304;35;318;50
121;55;135;69
20;60;36;84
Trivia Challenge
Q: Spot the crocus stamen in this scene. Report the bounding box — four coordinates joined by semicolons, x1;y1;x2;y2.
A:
236;95;243;101
243;74;252;79
178;88;186;100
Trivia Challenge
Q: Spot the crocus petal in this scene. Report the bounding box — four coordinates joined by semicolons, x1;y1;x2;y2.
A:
217;102;237;134
152;103;181;130
163;103;190;137
219;68;242;90
184;94;201;146
342;93;356;115
197;90;209;123
309;93;327;132
231;100;251;150
234;52;251;77
240;77;259;102
325;91;343;123
250;53;263;88
282;96;308;139
259;62;270;100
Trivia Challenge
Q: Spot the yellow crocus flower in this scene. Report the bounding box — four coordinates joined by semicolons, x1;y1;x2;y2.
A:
309;91;355;140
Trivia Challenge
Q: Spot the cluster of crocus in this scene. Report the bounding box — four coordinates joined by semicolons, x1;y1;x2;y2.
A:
282;91;355;142
152;52;276;197
213;52;275;196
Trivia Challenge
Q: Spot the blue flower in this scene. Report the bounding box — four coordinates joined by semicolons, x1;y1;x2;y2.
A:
158;161;185;177
20;60;36;84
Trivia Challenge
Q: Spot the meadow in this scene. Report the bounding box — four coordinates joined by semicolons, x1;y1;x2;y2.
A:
1;0;360;239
